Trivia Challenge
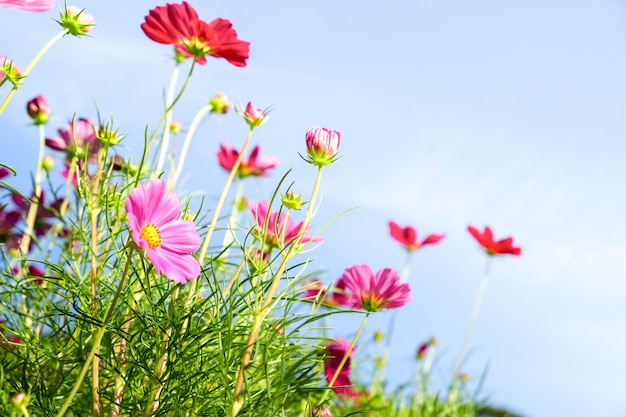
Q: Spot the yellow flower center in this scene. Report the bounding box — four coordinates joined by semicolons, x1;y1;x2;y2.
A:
140;224;162;249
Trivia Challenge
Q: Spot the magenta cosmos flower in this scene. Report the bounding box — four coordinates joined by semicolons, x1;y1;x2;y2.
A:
305;126;340;167
0;0;54;12
247;199;322;249
339;265;411;312
46;118;99;162
125;179;201;284
242;101;266;128
468;225;521;256
217;143;278;178
141;2;249;67
324;338;358;399
388;220;445;252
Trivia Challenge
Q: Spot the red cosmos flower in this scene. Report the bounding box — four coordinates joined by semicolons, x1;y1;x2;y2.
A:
216;143;278;178
388;220;445;252
467;225;521;256
324;338;359;399
339;265;411;312
141;2;249;67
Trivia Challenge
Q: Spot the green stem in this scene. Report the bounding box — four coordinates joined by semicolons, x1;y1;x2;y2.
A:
451;256;492;385
168;104;211;190
187;128;254;306
19;124;47;255
55;249;134;417
0;29;68;115
317;313;370;407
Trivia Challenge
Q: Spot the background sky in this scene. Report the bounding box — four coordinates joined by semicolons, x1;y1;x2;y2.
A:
2;1;626;416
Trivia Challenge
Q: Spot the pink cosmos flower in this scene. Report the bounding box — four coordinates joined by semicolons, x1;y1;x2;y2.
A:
247;199;322;249
0;0;54;12
467;225;521;256
312;406;332;417
141;2;249;67
46;118;98;161
242;101;266;128
302;279;350;308
305;126;340;167
11;191;61;238
125;179;201;284
60;5;95;35
388;220;445;252
339;265;411;312
0;167;10;179
324;338;358;399
216;143;278;178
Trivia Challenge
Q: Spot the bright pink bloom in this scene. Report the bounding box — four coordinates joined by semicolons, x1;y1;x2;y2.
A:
26;95;50;125
216;143;278;178
339;265;411;312
302;279;350;308
467;225;521;256
324;338;358;399
0;167;10;179
46;118;98;161
11;191;61;238
305;126;340;167
388;220;445;252
141;2;249;67
242;101;266;128
0;0;54;12
125;179;201;284
312;406;332;417
247;199;322;249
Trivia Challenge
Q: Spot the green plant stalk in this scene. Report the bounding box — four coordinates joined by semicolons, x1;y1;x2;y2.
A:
230;167;324;417
451;256;492;386
188;128;255;306
168;104;211;190
0;29;68;115
55;248;134;417
152;65;180;177
19;124;47;256
317;313;370;407
89;147;107;417
378;250;413;389
220;179;244;255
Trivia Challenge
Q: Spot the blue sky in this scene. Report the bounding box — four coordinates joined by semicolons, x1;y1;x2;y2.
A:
2;1;626;416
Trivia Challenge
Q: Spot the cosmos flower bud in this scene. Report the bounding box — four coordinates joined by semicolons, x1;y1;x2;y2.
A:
281;192;304;210
26;95;50;125
305;126;340;167
242;101;266;129
0;56;22;86
59;5;95;36
209;92;233;114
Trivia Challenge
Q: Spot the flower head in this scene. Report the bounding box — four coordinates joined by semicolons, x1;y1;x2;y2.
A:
0;56;22;86
58;5;95;36
46;118;98;161
302;279;350;308
281;192;304;210
125;179;201;284
467;225;521;256
339;265;411;312
141;2;249;67
208;92;233;114
388;220;445;252
216;143;278;178
26;95;50;125
416;337;437;360
324;338;358;398
305;126;340;167
312;406;332;417
242;101;266;128
0;0;54;12
247;199;321;249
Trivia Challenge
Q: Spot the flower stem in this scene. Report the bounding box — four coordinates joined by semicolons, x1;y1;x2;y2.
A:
168;104;211;190
19;124;46;256
0;29;68;115
451;256;492;385
230;167;324;416
318;313;370;407
152;65;179;177
55;248;134;417
188;128;254;306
